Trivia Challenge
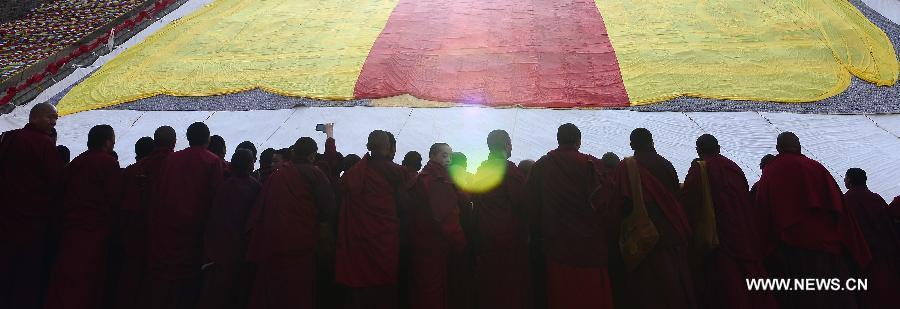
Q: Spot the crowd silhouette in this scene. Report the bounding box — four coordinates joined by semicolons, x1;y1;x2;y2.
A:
2;103;899;309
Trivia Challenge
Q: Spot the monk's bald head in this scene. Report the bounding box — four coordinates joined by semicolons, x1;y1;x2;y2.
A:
845;168;867;189
776;132;801;154
557;123;581;148
487;129;512;158
759;154;776;171
367;130;391;157
630;128;654;151
28;103;58;134
601;152;620;170
153;126;176;149
292;137;318;163
695;134;720;156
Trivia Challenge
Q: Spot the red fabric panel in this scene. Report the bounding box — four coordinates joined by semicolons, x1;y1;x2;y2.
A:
546;258;614;309
354;0;629;107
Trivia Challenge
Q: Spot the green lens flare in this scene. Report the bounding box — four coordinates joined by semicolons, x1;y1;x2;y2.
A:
450;159;507;194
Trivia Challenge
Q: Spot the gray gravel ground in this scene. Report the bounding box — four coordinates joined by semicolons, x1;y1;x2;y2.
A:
45;0;899;114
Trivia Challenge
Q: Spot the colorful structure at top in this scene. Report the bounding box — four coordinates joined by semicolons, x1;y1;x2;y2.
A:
57;0;898;115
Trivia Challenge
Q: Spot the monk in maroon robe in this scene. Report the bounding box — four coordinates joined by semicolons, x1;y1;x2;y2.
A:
301;124;346;309
891;196;900;245
595;128;696;309
842;168;900;309
114;126;176;309
44;125;121;309
679;134;775;309
755;132;871;309
407;143;468;309
254;148;275;183
245;136;336;309
471;130;531;309
526;123;612;309
0;103;63;309
199;149;261;309
335;130;411;309
141;122;226;309
750;154;776;196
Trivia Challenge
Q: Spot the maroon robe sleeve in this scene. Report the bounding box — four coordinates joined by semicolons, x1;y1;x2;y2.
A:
504;162;527;220
426;177;467;253
523;158;545;231
890;196;900;217
310;165;337;222
679;162;704;227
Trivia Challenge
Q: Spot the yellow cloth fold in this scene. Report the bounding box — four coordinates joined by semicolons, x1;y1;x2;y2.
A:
693;161;720;251
594;0;898;105
56;0;898;114
57;0;400;115
619;157;660;271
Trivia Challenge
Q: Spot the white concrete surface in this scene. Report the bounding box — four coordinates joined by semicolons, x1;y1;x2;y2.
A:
5;107;897;199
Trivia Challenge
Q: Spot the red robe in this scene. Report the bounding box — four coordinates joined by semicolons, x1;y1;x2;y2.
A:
843;188;900;309
199;175;261;309
245;161;335;309
634;149;680;193
754;153;871;309
44;150;122;309
471;156;531;309
0;123;64;309
114;147;173;309
596;155;695;309
334;154;410;309
679;154;775;309
526;146;612;309
408;161;467;309
891;196;900;245
142;146;225;309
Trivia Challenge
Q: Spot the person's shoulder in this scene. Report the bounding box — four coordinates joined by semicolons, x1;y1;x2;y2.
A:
655;152;675;166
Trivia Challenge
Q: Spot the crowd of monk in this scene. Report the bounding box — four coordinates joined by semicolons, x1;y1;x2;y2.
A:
2;103;899;309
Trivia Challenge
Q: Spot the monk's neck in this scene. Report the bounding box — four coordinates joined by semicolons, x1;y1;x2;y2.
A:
487;151;507;161
634;148;656;155
154;146;175;154
24;123;52;136
847;186;869;193
369;153;391;161
699;153;720;160
556;145;579;152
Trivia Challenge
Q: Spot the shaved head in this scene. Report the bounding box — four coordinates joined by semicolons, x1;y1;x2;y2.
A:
601;152;620;170
776;132;801;154
695;134;720;156
557;123;581;147
487;129;512;157
135;136;155;161
292;137;318;162
630;128;654;151
429;143;452;166
153;126;176;149
28;103;58;134
231;149;255;177
845;168;867;188
759;154;776;171
518;159;535;175
367;130;391;157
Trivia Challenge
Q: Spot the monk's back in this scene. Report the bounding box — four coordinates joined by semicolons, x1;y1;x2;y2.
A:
0;125;62;238
148;146;225;278
62;150;121;229
335;155;408;287
531;148;604;266
246;163;324;261
474;159;527;251
205;175;260;264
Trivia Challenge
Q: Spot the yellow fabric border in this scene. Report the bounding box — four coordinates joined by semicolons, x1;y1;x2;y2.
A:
57;0;399;115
